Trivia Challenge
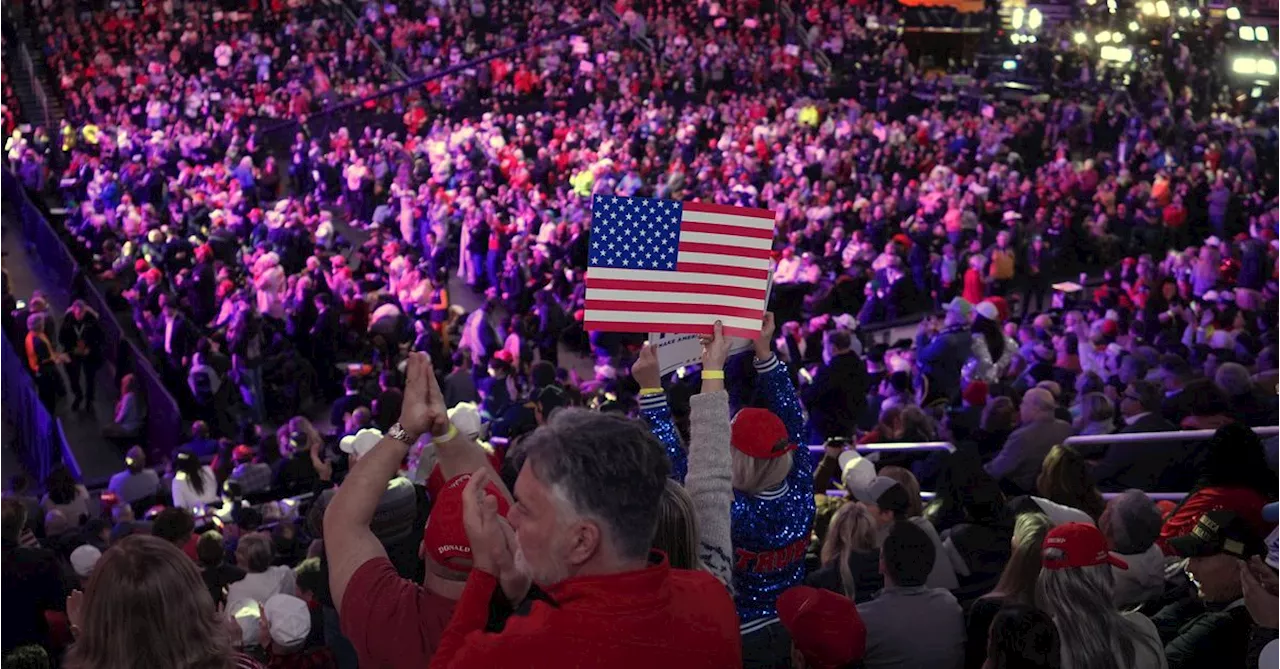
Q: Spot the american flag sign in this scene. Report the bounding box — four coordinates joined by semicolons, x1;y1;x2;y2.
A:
584;195;777;339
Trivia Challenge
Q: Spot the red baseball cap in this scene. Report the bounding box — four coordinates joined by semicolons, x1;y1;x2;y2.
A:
777;586;867;669
1042;522;1128;571
232;445;256;464
423;474;511;572
730;408;794;459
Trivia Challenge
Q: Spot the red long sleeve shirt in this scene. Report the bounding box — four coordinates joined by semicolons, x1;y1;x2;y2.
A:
429;555;741;669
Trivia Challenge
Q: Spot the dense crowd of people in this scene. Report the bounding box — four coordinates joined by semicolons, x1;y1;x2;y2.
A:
1;0;1279;666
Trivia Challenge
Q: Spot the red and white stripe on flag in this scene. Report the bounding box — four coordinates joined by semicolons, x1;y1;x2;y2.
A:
584;198;776;339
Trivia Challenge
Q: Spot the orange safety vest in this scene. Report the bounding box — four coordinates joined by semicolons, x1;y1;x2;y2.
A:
25;330;52;373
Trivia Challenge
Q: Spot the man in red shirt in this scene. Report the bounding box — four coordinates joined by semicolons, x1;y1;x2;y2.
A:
326;353;501;668
428;412;740;667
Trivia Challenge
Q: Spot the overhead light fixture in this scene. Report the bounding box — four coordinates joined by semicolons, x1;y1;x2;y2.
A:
1257;27;1270;41
1028;8;1043;30
1177;7;1190;17
1141;2;1156;15
1010;33;1022;44
1100;46;1134;62
1003;59;1018;71
1240;26;1256;41
1233;56;1258;74
1172;31;1181;39
1027;35;1037;43
1191;9;1200;18
1096;30;1113;43
1258;58;1278;76
1111;32;1124;43
1155;0;1170;17
1225;7;1241;20
1074;32;1088;44
1129;21;1141;32
1252;87;1263;98
1011;7;1025;30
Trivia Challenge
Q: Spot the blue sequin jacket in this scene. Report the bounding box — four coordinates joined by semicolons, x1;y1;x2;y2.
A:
640;354;815;632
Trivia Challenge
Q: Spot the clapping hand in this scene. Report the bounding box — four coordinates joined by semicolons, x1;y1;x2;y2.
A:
461;468;529;602
399;351;449;439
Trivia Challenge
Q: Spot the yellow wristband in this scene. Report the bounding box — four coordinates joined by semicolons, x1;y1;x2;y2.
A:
639;387;665;396
702;370;725;379
431;424;459;444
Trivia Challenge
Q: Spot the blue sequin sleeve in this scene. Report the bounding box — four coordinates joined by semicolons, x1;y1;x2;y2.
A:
754;354;814;493
639;391;687;482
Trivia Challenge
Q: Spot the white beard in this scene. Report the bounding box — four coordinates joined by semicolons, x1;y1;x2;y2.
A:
514;543;569;587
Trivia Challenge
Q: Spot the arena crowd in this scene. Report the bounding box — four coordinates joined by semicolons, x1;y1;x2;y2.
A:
1;0;1277;667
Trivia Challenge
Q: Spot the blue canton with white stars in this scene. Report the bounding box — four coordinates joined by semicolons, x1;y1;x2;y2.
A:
589;195;682;271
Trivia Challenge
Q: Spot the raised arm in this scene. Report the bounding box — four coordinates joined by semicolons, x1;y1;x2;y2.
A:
752;313;814;490
633;343;687;482
686;322;733;587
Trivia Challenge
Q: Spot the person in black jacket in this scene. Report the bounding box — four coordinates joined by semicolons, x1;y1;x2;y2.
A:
1155;510;1268;669
807;502;883;603
802;328;870;444
1;499;65;653
58;299;104;411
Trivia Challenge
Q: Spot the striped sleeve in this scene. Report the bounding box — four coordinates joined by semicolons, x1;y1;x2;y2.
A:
639;391;687;483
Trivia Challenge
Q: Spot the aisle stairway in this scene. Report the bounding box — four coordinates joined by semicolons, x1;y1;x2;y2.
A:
4;16;64;130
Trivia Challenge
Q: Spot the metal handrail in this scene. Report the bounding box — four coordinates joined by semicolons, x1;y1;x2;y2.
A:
807;441;956;455
1066;426;1280;446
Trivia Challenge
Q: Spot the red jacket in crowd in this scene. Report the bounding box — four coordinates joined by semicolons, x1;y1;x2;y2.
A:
428;555;741;668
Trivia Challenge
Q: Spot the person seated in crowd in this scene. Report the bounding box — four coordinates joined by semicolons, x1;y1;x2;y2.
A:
983;605;1061;669
256;594;335;669
985;388;1074;495
777;585;867;669
226;533;297;605
1098;490;1167;610
1156;510;1271;669
854;476;957;591
1037;522;1167;669
1158;424;1276;554
197;530;245;608
1;499;64;653
228;445;273;496
858;520;965;669
107;446;160;507
964;512;1052;669
272;419;325;495
1091;379;1186;492
182;421;220;459
1028;445;1105;524
171;449;220;511
808;501;883;603
41;467;90;527
63;535;263;668
101;374;146;443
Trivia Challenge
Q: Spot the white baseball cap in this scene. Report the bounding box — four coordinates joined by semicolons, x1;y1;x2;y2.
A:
339;428;385;458
70;544;102;578
263;594;311;650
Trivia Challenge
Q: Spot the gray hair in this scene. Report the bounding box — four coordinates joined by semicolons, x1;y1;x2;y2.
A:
236;533;274;573
1038;561;1162;669
522;408;670;561
1215;362;1254;398
1098;490;1163;555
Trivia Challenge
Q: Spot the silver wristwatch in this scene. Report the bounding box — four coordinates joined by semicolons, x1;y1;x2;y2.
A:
386;422;419;445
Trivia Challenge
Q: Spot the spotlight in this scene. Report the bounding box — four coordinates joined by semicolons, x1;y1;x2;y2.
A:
1028;8;1043;30
1257;27;1270;41
1177;7;1189;17
1155;1;1170;17
1096;30;1112;43
1240;26;1255;41
1074;32;1088;44
1100;46;1134;62
1233;56;1258;74
1011;7;1025;29
1129;21;1141;32
1191;9;1200;18
1258;58;1278;76
1225;7;1241;20
1003;59;1018;71
1141;2;1156;15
